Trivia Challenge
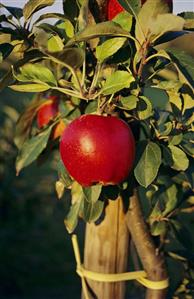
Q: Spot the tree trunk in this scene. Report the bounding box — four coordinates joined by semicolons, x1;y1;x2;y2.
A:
126;190;168;299
83;197;130;299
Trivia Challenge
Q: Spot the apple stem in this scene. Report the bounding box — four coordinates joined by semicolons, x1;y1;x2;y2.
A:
125;189;168;299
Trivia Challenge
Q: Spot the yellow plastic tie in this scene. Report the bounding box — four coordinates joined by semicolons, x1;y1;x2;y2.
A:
71;234;169;296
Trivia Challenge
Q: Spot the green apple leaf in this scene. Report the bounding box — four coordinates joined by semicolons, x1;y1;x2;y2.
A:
23;0;55;20
151;221;167;236
137;96;153;120
83;185;102;203
102;70;134;95
162;184;178;216
135;0;172;44
16;125;52;174
82;199;104;223
0;43;14;62
0;4;23;19
66;21;134;47
9;83;50;92
112;11;133;32
168;145;189;171
119;95;138;110
166;48;194;91
134;142;162;187
13;63;57;86
117;0;141;16
96;37;126;62
57;159;72;188
64;200;83;233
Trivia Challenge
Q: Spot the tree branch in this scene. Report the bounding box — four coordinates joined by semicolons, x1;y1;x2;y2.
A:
125;189;168;299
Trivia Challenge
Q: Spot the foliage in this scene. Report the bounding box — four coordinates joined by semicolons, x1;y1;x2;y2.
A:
0;0;194;297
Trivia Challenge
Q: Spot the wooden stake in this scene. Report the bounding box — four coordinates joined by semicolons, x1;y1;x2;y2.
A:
83;197;129;299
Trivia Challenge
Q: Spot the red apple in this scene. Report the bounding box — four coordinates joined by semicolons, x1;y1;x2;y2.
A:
59;114;135;186
37;96;66;139
107;0;173;20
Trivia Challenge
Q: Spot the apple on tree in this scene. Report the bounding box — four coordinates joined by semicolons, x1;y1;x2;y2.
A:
60;114;135;186
37;96;66;139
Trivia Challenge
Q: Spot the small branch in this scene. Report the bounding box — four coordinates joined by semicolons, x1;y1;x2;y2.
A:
125;189;168;299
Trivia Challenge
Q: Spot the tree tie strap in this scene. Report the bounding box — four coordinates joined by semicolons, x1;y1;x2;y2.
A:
72;234;169;299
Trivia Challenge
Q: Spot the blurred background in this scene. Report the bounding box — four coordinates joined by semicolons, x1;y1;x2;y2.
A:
0;1;194;299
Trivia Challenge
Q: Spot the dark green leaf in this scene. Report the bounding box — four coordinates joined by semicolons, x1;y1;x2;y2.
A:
0;4;23;19
54;48;85;69
137;96;152;120
117;0;141;16
154;31;188;46
0;43;14;62
134;142;162;187
170;220;193;250
162;184;178;216
64;200;83;233
23;0;55;20
102;70;134;95
16;126;52;174
63;0;79;24
34;13;70;25
167;48;194;90
57;159;72;187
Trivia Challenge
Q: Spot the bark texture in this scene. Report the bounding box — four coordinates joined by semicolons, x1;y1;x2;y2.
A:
126;190;168;299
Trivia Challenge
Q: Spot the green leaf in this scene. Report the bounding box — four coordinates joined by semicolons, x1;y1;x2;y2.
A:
134;142;162;187
113;11;133;32
119;95;138;110
149;14;184;43
166;48;194;91
9;83;50;92
168;145;189;171
170;220;193;250
16;126;52;174
151;221;166;236
83;185;102;203
34;12;70;25
57;19;74;39
162;184;178;216
85;101;98;114
137;96;152;120
23;0;55;20
117;0;141;16
66;21;133;47
53;48;85;69
0;4;23;19
0;43;14;62
182;93;194;114
135;0;172;44
96;37;126;62
47;35;64;52
13;63;57;86
57;159;72;188
64;200;83;233
102;70;134;95
63;0;79;24
83;199;104;223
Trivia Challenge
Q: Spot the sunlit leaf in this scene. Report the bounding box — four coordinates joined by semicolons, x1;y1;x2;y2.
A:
137;96;152;120
102;70;134;95
23;0;55;20
168;145;189;171
9;83;50;92
96;37;126;62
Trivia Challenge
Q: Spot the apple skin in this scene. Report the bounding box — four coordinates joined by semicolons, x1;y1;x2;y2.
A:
107;0;173;20
60;114;135;186
37;96;65;139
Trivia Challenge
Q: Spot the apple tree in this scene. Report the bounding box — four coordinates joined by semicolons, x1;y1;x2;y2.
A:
0;0;194;298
